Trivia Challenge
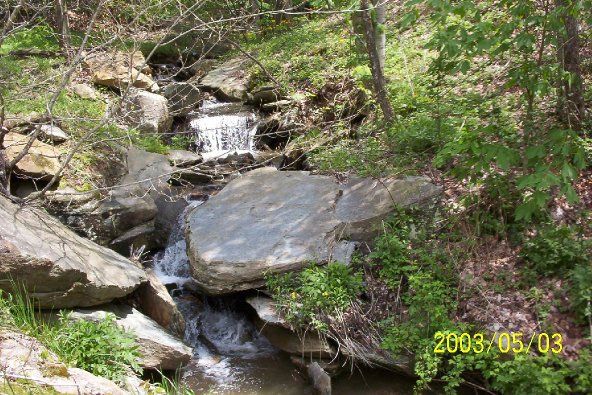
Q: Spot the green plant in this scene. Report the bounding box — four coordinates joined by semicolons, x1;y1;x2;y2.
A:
266;262;362;331
570;263;592;325
0;289;141;383
520;225;589;275
49;312;142;382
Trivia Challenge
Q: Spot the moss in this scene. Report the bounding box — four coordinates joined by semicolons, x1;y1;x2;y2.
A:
0;380;62;395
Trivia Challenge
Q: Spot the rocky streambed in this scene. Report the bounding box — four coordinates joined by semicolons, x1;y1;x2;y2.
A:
0;53;442;394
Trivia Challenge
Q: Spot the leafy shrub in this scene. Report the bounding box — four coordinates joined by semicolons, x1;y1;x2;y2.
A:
266;262;362;331
48;312;142;382
570;264;592;323
0;290;141;383
520;226;590;275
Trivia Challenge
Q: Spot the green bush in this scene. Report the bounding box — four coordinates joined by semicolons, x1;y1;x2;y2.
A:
520;226;590;275
266;262;362;331
570;264;592;324
48;312;142;382
0;290;141;383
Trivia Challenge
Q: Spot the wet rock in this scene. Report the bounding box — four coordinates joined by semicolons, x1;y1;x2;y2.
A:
3;132;60;181
199;57;253;101
47;148;172;253
171;169;214;185
217;151;255;165
2;111;50;131
308;362;332;395
84;51;158;92
39;124;69;144
0;195;146;308
246;86;285;106
189;58;219;79
186;167;441;294
0;330;126;394
133;269;186;337
70;305;192;371
69;83;98;100
163;82;202;116
247;296;336;357
168;149;202;167
120;89;172;134
261;100;292;112
109;220;159;255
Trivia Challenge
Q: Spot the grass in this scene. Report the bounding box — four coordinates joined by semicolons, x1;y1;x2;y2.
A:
0;288;141;383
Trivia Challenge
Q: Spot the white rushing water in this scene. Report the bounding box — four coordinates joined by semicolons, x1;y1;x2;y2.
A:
189;99;258;162
153;202;277;393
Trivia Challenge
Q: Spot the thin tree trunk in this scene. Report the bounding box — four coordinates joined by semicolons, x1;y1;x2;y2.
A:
53;0;70;57
360;0;394;122
274;0;290;24
556;0;584;130
372;0;386;72
250;0;260;26
0;0;26;48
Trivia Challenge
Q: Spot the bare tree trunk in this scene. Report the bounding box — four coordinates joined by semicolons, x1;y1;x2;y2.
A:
372;0;386;72
360;0;394;122
274;0;291;24
250;0;261;26
0;0;26;48
54;0;70;56
556;0;584;130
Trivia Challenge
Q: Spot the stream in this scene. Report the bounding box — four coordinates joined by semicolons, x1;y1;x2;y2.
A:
152;94;419;394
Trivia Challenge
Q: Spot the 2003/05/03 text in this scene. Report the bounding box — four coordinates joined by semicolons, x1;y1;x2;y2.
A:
433;332;563;354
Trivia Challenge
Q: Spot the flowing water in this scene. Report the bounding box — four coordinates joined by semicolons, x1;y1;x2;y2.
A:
188;99;259;162
152;96;421;394
153;204;309;394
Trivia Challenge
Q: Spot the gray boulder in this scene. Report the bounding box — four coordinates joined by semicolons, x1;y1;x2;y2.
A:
3;132;60;181
39;124;69;144
247;296;335;357
186;168;440;294
199;57;253;101
133;269;186;337
70;305;192;371
0;195;146;308
163;82;202;116
120;89;172;134
167;149;202;167
84;51;158;92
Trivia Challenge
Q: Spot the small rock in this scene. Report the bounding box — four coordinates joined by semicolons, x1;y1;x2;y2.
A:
70;83;98;100
172;169;214;185
308;362;331;395
39;124;70;144
163;82;202;116
168;149;202;167
246;86;285;106
84;51;158;92
2;132;60;181
119;89;172;134
261;100;292;112
133;269;186;337
198;57;253;102
247;296;336;357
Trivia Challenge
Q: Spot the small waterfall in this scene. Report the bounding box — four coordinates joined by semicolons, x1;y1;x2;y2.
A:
153;204;279;393
189;99;258;161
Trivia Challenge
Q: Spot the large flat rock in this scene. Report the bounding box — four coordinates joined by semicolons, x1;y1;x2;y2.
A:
186;168;440;294
0;195;146;308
